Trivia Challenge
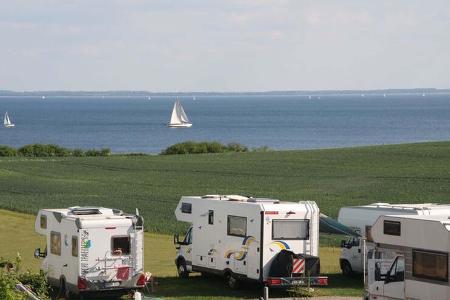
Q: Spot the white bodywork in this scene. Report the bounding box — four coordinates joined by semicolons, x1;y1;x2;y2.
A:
34;207;145;295
366;214;450;300
338;203;450;274
174;195;327;287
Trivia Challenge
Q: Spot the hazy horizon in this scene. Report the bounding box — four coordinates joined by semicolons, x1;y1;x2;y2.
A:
1;1;450;91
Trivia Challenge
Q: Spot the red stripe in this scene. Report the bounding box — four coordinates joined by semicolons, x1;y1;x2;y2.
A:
293;258;305;273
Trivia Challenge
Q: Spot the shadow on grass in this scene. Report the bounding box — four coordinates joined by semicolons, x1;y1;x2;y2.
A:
149;273;363;299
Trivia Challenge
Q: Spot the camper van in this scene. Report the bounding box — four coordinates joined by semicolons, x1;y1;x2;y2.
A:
34;207;146;299
173;195;328;288
337;203;450;275
366;214;450;300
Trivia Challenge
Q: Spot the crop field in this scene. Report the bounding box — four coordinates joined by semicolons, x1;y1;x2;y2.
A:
1;141;449;234
0;210;362;299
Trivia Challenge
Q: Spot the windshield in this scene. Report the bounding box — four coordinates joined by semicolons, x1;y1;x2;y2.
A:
272;219;309;240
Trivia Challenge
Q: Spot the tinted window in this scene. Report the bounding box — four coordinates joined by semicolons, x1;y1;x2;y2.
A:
227;216;247;237
40;215;47;229
383;220;401;236
413;250;448;282
72;236;78;257
112;236;130;255
208;210;214;225
181;202;192;214
50;231;61;256
272;220;309;240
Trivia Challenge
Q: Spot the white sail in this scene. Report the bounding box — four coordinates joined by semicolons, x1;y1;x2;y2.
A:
177;101;190;123
169;100;192;127
4;112;14;127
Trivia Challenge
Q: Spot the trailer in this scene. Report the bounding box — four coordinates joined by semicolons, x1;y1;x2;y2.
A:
366;214;450;300
337;203;450;275
34;207;146;299
173;195;328;288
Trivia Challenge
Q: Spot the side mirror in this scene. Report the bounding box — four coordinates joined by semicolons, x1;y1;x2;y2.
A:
34;248;45;259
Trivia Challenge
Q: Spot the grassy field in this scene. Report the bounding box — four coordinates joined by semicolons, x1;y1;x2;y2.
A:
0;141;449;234
0;210;362;299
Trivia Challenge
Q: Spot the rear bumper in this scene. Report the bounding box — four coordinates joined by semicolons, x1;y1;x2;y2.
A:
76;273;146;294
264;276;328;287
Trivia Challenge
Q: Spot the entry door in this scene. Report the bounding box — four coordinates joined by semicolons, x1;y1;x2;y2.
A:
383;256;405;300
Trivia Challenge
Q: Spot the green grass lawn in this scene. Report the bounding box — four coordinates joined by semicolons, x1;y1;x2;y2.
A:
0;210;362;299
1;141;449;234
1;141;449;298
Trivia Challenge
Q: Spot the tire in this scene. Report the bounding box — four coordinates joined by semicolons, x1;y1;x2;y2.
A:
57;277;70;299
225;272;239;289
177;259;189;279
341;260;353;276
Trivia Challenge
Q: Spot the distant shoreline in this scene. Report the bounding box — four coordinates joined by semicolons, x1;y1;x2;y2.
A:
1;88;450;97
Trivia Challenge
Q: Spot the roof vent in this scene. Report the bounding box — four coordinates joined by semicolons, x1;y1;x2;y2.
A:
69;207;101;215
226;195;250;201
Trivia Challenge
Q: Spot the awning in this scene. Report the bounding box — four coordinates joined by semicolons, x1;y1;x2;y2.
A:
319;213;360;237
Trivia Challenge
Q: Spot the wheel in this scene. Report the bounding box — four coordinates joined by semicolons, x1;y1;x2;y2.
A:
177;259;189;278
225;272;239;289
341;260;353;276
56;277;70;299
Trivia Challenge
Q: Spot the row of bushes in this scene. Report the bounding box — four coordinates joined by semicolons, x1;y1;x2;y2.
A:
0;144;111;157
160;141;250;155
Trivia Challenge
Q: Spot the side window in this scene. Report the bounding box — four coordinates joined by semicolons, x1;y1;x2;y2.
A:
227;215;247;237
388;257;405;282
112;236;130;256
40;215;47;229
383;220;401;236
50;231;61;256
72;236;78;257
183;227;192;245
181;203;192;214
413;249;448;282
208;210;214;225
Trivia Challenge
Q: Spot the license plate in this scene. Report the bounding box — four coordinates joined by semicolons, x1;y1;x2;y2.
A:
104;282;120;288
291;280;305;285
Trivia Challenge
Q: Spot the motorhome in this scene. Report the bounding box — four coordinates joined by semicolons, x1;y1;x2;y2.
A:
337;203;450;275
366;214;450;300
34;207;146;299
173;195;328;288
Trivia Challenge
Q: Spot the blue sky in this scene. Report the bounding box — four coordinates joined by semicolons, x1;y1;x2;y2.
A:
1;0;449;91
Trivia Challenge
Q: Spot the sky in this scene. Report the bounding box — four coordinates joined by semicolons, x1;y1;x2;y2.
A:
1;0;450;92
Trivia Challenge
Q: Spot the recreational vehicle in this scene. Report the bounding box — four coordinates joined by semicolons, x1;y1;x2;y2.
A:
173;195;328;288
34;207;146;299
366;214;450;300
337;203;450;275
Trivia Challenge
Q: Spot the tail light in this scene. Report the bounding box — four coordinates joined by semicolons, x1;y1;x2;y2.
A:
318;277;328;285
77;277;88;290
136;273;147;286
266;278;281;286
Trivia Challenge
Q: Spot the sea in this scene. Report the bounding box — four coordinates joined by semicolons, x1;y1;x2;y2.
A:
1;94;450;153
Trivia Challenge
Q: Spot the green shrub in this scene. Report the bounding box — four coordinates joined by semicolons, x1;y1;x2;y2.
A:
161;141;248;155
0;146;17;157
85;148;110;156
72;148;85;157
17;144;70;157
100;148;111;156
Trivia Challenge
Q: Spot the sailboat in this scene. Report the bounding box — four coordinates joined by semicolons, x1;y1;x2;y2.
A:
168;100;192;128
4;112;15;128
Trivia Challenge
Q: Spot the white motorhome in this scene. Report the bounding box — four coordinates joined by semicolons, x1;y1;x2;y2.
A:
337;203;450;275
366;214;450;300
34;207;146;299
173;195;328;288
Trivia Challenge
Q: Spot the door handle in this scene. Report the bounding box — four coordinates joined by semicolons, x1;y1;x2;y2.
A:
63;264;68;267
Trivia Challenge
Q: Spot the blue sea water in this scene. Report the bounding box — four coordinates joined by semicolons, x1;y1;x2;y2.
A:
0;94;449;153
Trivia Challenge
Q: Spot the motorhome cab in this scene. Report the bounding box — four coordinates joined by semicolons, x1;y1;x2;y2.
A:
173;195;328;288
338;203;450;276
34;207;146;299
366;214;450;300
